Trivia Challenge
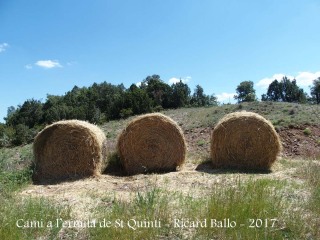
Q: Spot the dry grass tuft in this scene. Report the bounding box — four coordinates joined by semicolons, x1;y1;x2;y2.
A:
33;120;107;183
211;111;281;170
117;113;186;175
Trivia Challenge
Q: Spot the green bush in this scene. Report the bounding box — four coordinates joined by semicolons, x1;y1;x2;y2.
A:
0;134;10;147
12;124;31;145
119;108;133;119
303;128;311;136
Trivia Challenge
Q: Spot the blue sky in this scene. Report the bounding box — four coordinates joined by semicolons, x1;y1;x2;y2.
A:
1;0;320;122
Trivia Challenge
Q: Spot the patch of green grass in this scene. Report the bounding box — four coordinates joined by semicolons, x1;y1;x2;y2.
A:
88;177;316;239
90;188;176;240
291;160;320;237
296;161;320;213
277;158;301;168
196;139;207;146
0;146;33;194
0;197;72;240
192;178;287;239
162;102;320;131
100;118;130;142
0;145;72;240
0;167;32;195
0;145;34;172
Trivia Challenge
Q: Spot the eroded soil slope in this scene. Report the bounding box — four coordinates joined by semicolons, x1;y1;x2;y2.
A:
184;125;320;160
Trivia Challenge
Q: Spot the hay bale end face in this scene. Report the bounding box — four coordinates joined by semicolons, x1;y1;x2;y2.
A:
33;120;107;183
117;113;186;175
211;111;281;170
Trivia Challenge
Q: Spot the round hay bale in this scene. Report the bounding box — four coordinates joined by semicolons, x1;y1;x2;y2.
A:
210;111;281;170
117;113;186;175
33;120;107;183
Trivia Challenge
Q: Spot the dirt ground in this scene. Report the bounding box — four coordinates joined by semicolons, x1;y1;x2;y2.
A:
278;125;320;158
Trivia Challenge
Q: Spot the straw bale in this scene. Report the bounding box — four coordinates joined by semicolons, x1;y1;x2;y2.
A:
117;113;186;175
210;111;281;170
33;120;107;183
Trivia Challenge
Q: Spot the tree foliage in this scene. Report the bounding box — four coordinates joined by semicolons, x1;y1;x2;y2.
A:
310;77;320;104
261;76;307;103
190;85;217;107
234;81;256;103
141;75;172;108
121;84;152;116
171;81;191;108
1;74;218;146
6;99;43;128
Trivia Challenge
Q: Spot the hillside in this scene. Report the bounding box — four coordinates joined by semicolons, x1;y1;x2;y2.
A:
102;101;320;161
1;102;320;239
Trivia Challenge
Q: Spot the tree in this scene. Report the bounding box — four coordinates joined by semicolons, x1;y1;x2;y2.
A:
91;82;126;120
12;124;31;145
189;85;217;107
310;77;320;104
208;94;218;106
279;77;306;102
262;80;282;101
7;106;16;118
262;76;307;103
140;75;172;108
190;85;210;107
122;84;152;116
234;81;256;103
171;80;191;108
6;99;43;128
43;95;68;123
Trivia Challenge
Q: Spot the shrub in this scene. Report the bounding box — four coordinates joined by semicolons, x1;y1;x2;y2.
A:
303;128;311;136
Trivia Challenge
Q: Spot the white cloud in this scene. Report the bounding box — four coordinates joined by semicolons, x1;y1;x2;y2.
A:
216;92;236;102
35;60;62;69
0;43;9;53
256;73;294;89
256;71;320;89
169;78;180;84
136;82;142;87
168;76;191;84
25;64;33;70
295;71;320;86
185;76;192;82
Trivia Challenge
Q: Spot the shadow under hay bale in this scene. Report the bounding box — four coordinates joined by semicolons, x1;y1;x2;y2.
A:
33;120;107;184
210;111;281;171
195;161;272;174
117;113;186;175
103;152;126;177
